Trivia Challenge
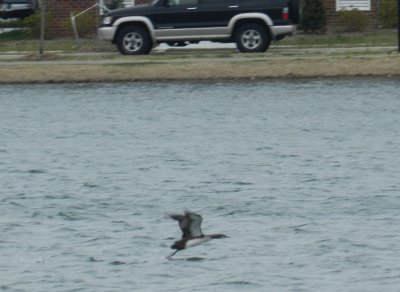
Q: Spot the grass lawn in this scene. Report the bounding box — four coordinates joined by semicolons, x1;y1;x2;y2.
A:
0;31;115;52
0;29;398;53
279;30;398;47
1;54;400;83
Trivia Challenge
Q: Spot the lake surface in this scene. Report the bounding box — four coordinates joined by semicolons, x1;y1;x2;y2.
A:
1;79;400;291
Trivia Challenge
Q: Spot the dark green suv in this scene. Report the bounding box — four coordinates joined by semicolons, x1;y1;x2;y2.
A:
98;0;300;55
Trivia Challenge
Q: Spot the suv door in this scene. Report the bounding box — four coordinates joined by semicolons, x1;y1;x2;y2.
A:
197;0;239;28
152;0;201;30
152;0;239;40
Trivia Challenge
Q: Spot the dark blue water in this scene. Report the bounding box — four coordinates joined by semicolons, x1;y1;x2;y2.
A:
1;79;400;291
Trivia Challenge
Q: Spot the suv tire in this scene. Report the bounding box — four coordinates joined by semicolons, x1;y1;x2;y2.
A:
235;23;270;53
116;25;152;55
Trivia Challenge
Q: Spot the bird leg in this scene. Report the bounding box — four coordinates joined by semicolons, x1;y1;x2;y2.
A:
167;249;179;259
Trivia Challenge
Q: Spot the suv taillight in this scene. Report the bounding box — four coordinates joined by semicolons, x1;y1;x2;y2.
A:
282;7;289;21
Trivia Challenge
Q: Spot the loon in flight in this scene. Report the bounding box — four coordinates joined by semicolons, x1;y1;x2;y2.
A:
168;211;228;258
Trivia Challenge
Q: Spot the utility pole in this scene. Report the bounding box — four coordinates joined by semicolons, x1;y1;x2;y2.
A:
39;0;45;56
398;0;400;51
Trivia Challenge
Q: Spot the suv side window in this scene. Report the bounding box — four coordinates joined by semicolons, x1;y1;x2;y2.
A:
168;0;197;6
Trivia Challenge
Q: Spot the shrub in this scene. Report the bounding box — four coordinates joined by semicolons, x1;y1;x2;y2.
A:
300;0;327;33
21;12;54;39
0;19;23;28
337;8;369;32
378;0;398;28
0;30;27;41
65;11;97;37
105;0;124;10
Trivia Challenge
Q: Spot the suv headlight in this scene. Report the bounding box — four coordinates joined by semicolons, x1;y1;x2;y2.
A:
103;16;113;25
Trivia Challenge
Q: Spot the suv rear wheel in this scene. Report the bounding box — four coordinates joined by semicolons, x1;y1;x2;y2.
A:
235;23;270;53
116;25;152;55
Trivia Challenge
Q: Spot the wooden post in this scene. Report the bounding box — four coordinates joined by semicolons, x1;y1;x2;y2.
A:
99;0;104;15
71;12;80;41
70;4;100;42
39;0;45;56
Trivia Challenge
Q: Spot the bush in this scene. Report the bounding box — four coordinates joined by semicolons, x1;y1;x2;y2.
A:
0;19;23;28
65;11;97;37
337;8;369;32
21;12;54;39
0;30;27;41
378;0;398;28
105;0;124;10
300;0;327;33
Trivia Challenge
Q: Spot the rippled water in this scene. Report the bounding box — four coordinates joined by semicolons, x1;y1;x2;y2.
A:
1;79;400;291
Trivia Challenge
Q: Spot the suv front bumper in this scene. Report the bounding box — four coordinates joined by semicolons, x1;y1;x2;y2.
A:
98;26;117;42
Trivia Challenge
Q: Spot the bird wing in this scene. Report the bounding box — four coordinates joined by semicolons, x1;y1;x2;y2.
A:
170;214;191;239
185;211;203;237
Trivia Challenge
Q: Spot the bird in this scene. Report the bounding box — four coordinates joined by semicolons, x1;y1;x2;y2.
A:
168;211;228;258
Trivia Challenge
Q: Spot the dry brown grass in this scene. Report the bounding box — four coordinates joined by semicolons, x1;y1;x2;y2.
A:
1;54;400;83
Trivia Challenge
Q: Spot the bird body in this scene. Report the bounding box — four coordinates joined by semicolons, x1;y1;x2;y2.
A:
183;236;211;248
168;211;228;257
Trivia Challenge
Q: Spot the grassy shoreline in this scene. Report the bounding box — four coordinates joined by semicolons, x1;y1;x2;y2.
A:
1;53;399;84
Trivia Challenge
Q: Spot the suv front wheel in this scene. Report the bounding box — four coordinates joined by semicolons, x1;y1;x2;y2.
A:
235;23;270;53
116;25;152;55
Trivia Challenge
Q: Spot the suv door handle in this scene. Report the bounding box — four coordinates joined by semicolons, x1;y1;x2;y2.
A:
229;5;238;8
187;7;197;10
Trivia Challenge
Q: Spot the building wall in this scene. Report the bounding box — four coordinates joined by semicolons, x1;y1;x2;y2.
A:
321;0;378;27
47;0;99;37
47;0;152;37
